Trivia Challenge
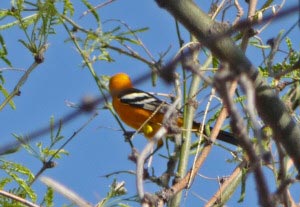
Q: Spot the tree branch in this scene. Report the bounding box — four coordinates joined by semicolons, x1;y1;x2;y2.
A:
0;190;40;207
155;0;300;176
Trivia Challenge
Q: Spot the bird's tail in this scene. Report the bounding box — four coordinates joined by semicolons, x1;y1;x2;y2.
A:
192;122;239;146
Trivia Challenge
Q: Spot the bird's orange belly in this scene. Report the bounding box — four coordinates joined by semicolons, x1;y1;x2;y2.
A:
113;100;164;137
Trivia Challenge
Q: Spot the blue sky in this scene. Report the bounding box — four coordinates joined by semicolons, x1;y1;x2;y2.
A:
1;0;300;206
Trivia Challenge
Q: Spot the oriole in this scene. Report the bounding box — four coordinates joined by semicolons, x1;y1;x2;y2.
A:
109;73;238;147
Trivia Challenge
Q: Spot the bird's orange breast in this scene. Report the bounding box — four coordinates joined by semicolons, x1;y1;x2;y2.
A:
112;97;165;138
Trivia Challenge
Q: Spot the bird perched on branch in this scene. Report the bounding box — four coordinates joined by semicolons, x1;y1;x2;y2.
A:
109;73;238;147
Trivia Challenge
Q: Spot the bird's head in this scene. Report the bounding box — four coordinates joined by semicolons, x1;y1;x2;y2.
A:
109;73;133;95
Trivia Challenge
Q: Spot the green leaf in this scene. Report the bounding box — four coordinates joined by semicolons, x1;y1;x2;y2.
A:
81;0;100;24
249;40;270;49
0;10;10;21
42;148;69;159
97;50;114;62
0;144;20;155
44;187;54;207
0;74;4;85
118;27;148;36
0;14;38;31
238;167;247;203
286;37;292;50
18;39;36;53
16;0;25;10
50;116;55;142
63;0;75;16
54;120;63;142
212;56;219;68
0;177;13;189
115;36;141;45
0;34;12;67
1;160;36;201
10;173;37;201
260;0;274;10
0;85;16;109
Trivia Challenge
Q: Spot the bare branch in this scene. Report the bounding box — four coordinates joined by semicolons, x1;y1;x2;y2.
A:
0;190;40;207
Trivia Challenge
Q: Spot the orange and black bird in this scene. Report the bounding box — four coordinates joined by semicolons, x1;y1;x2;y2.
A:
109;73;238;147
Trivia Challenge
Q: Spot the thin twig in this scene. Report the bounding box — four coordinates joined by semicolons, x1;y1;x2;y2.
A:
61;15;156;68
256;0;286;36
240;0;258;51
80;0;116;19
0;61;40;110
106;45;155;67
29;112;98;186
205;160;248;207
0;67;26;72
211;0;227;20
188;88;215;189
232;0;244;26
105;19;156;62
102;170;136;178
239;74;264;152
0;190;40;207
